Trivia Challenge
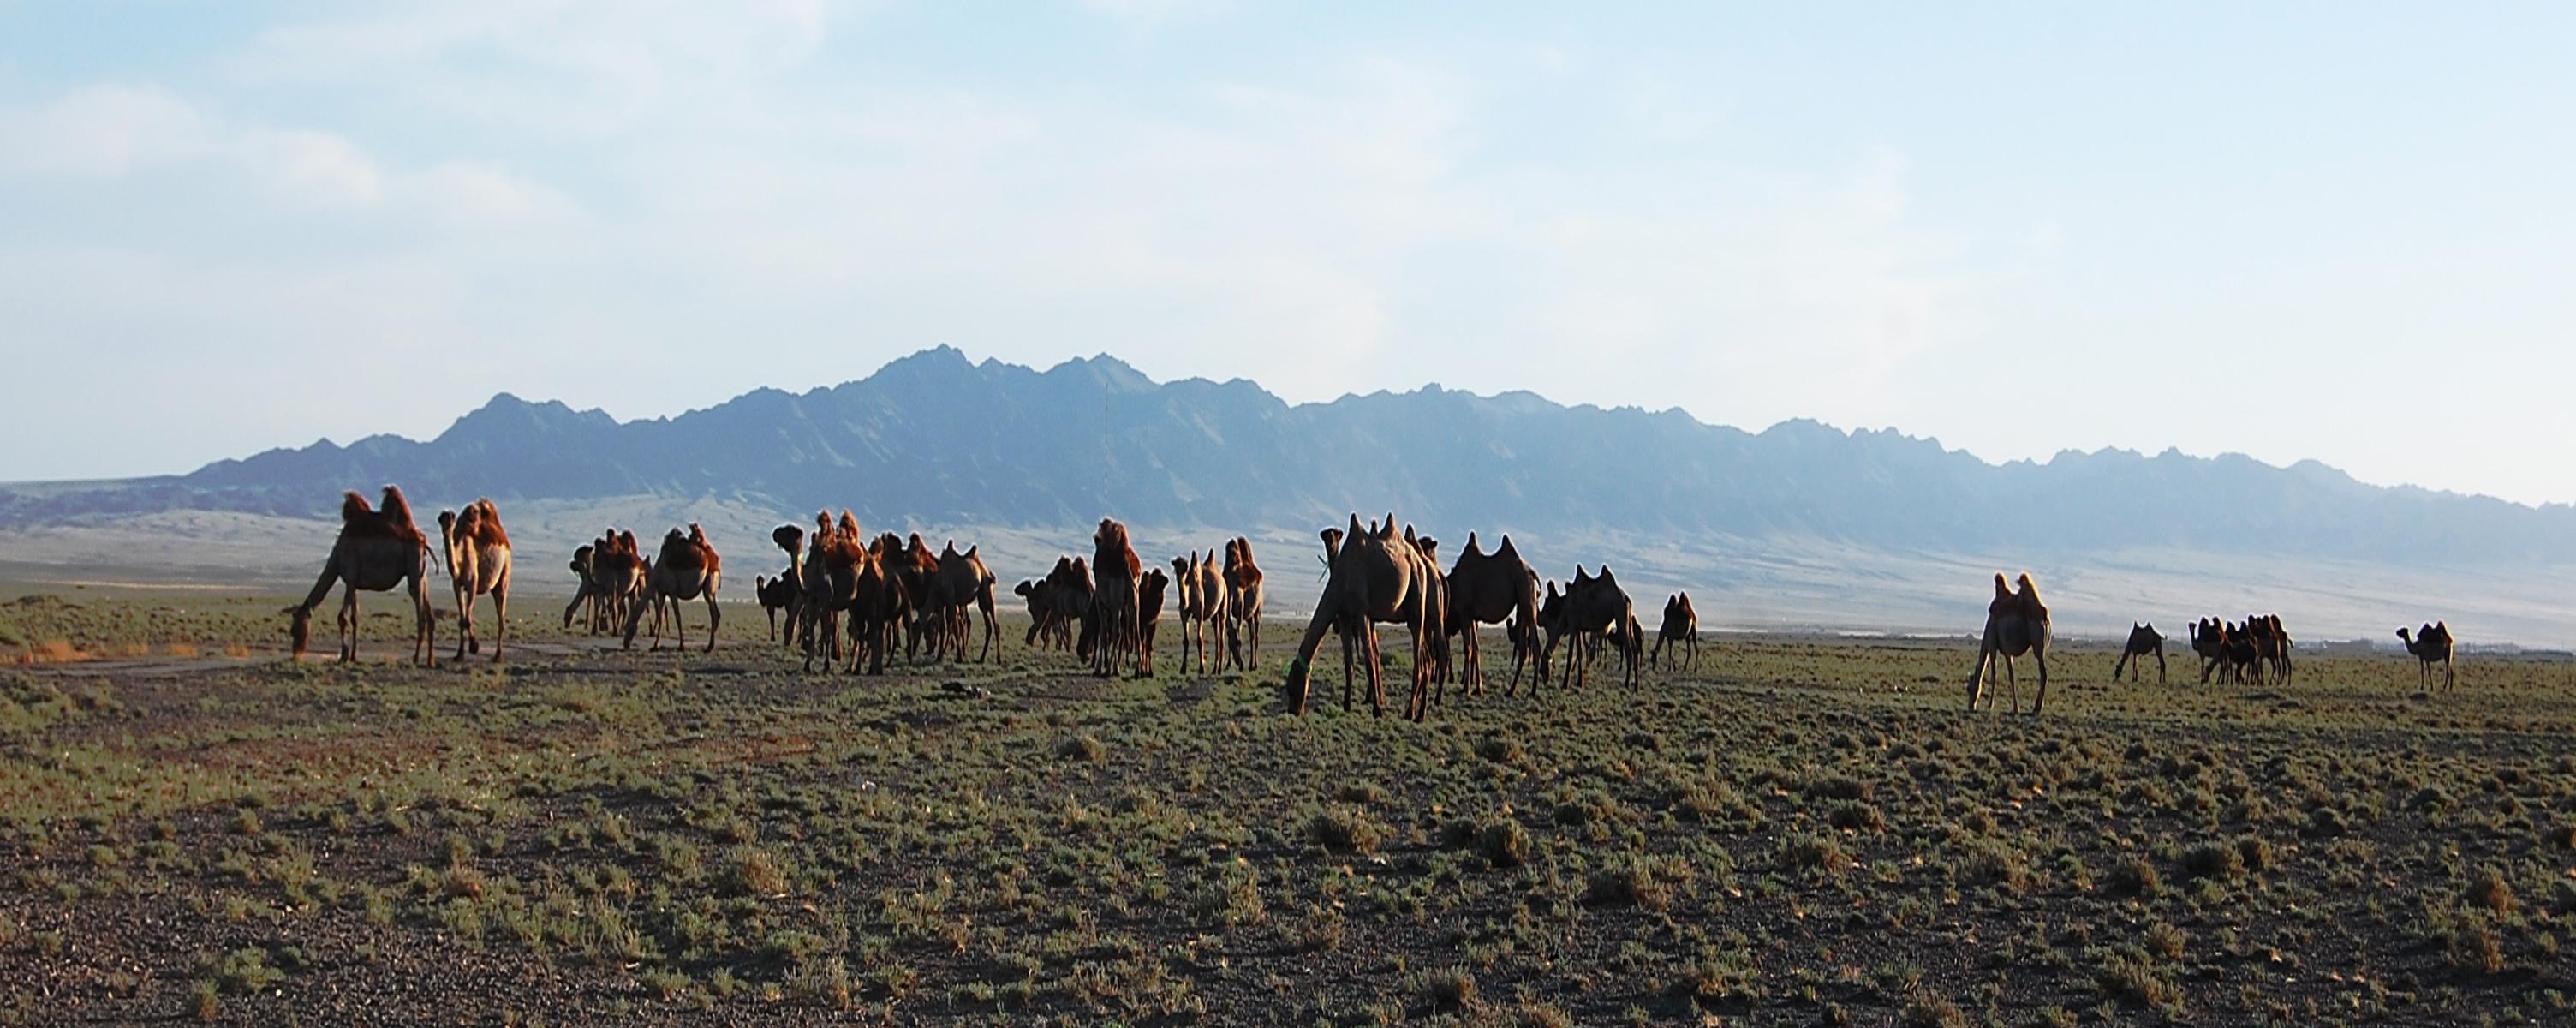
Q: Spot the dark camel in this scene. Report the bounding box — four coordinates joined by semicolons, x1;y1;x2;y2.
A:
1966;572;2051;714
1553;565;1641;692
1443;532;1541;695
2397;622;2454;690
1088;519;1142;678
2113;622;2164;683
285;487;437;666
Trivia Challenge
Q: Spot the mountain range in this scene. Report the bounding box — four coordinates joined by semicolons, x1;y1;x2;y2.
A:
3;345;2568;571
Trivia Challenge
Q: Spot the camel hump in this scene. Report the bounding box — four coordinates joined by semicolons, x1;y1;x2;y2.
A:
341;491;373;522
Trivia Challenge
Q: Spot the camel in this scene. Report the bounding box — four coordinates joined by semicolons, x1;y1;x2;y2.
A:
435;499;514;663
1443;532;1541;696
757;524;807;644
1171;551;1230;675
795;512;907;674
1649;591;1701;672
2244;614;2293;684
1087;519;1143;678
1222;537;1265;671
1136;568;1170;675
1966;572;2052;714
932;541;999;662
2187;618;2226;684
1019;556;1091;653
1408;529;1453;698
2112;622;2165;683
624;523;721;653
285;487;437;666
1553;565;1641;692
563;544;604;632
1285;513;1440;720
2398;621;2454;690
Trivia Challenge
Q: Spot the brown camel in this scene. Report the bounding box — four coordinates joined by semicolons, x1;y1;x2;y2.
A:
2397;621;2454;690
1966;572;2052;714
1171;550;1229;675
1649;591;1701;672
1407;529;1453;699
796;512;906;674
1019;556;1091;653
624;524;721;653
2186;618;2227;684
435;499;514;664
1553;565;1641;691
758;524;806;644
590;529;650;637
1443;532;1541;695
563;543;605;632
933;541;999;662
1221;537;1266;670
1285;513;1440;720
286;487;437;666
2112;622;2165;683
1088;518;1143;678
1136;568;1170;675
2243;614;2293;684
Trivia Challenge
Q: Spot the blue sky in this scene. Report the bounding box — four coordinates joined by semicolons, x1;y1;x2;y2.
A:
4;3;2571;505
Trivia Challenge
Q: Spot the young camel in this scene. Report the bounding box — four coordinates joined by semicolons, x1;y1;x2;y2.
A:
1966;572;2052;714
1649;592;1701;672
1285;513;1440;720
1136;568;1171;676
2112;622;2165;683
1222;537;1265;671
285;487;437;666
624;524;721;653
435;499;514;663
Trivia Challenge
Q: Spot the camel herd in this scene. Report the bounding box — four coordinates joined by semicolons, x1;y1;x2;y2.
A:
281;489;2463;714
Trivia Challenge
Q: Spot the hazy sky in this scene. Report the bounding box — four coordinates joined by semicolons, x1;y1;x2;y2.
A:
4;3;2571;505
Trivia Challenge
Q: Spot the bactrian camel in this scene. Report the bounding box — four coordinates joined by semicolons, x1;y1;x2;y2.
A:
1222;537;1265;671
2398;621;2454;690
1286;513;1440;721
1443;532;1541;695
1649;591;1700;672
624;524;721;653
1966;572;2051;714
2113;622;2164;683
435;499;513;664
286;487;437;666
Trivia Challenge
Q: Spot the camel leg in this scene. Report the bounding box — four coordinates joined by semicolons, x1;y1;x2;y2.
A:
1340;625;1357;714
492;575;509;664
2156;648;2166;684
2004;655;2019;714
2031;649;2049;715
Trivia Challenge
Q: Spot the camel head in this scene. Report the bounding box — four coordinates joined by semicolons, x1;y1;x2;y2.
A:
284;604;313;658
773;523;805;556
1014;580;1035;597
437;508;457;542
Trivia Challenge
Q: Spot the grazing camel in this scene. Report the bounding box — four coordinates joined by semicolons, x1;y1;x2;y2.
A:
1222;537;1265;671
1966;572;2052;714
1444;532;1541;695
2112;622;2165;683
624;524;721;653
1088;519;1143;678
435;499;514;663
286;487;437;666
1649;592;1701;672
564;544;604;632
2398;622;2455;690
1553;565;1641;692
1285;513;1440;720
1136;568;1170;675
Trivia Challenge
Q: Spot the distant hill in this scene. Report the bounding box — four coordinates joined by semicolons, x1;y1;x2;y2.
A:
3;346;2571;568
